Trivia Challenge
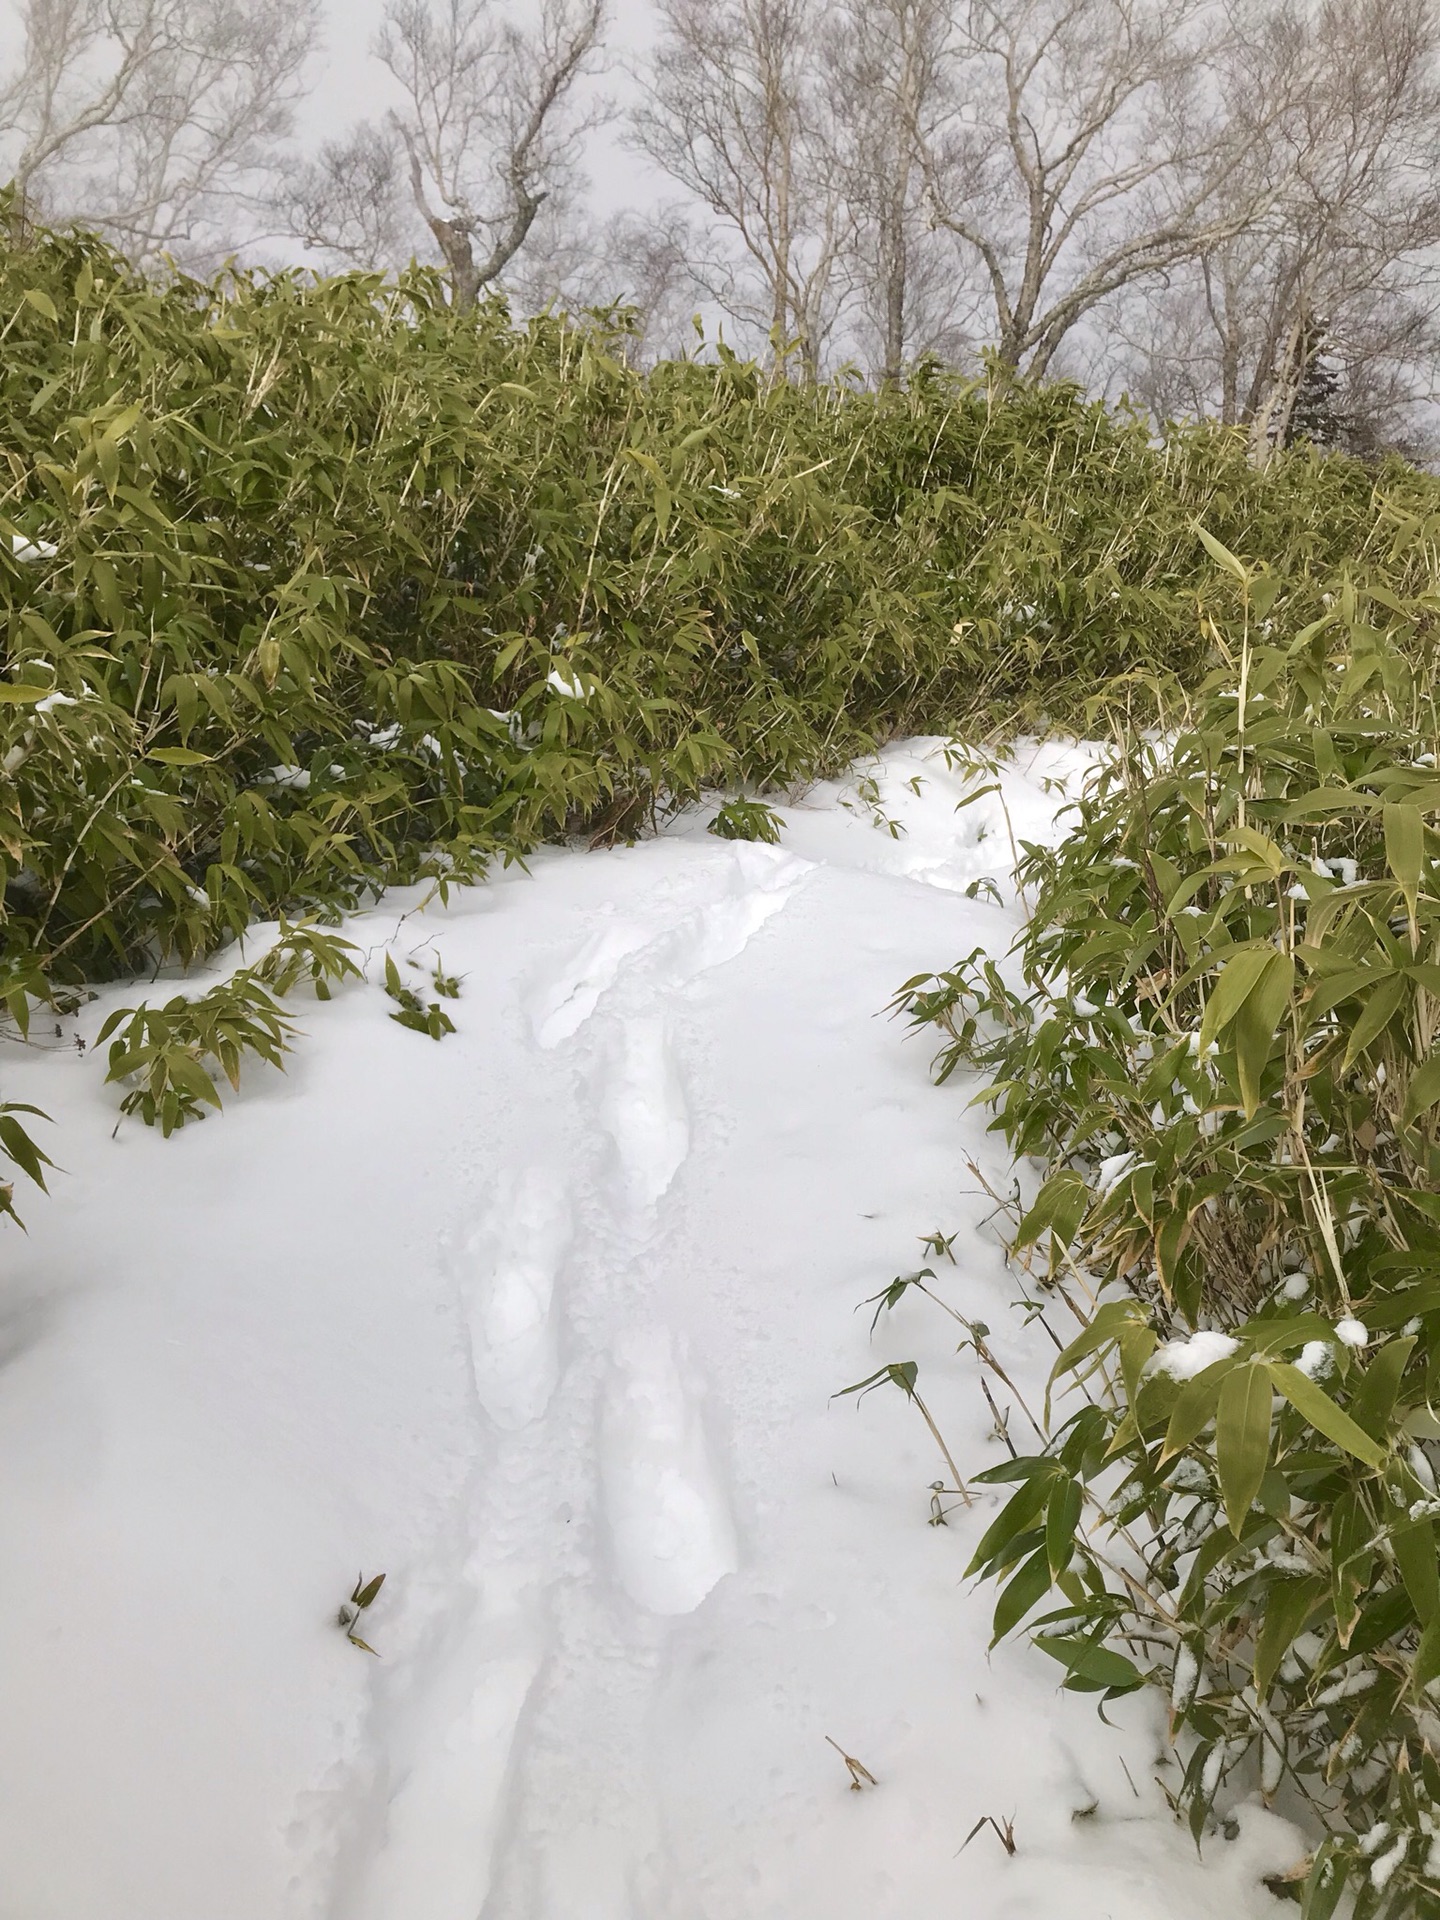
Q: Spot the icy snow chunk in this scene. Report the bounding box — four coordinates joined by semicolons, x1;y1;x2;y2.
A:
1295;1341;1334;1380
261;765;310;791
546;669;589;700
1094;1150;1138;1197
1169;1456;1211;1493
34;692;77;713
1150;1330;1239;1380
1372;1836;1409;1891
1335;1318;1368;1348
9;531;56;562
1281;1275;1310;1301
1171;1643;1200;1713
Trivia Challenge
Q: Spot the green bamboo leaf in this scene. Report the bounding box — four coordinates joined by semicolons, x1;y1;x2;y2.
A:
1047;1299;1145;1396
966;1471;1054;1575
164;1053;222;1108
351;1572;386;1609
990;1543;1053;1646
147;747;214;767
1012;1168;1088;1252
1044;1474;1082;1579
1266;1363;1387;1468
1330;1488;1373;1577
1199;946;1275;1050
0;1113;52;1191
1254;1575;1324;1697
1216;1363;1273;1535
1196;525;1249;582
1340;969;1408;1072
1404;1052;1440;1122
1392;1517;1440;1625
1233;951;1294;1117
1300;1841;1348;1920
1413;1612;1440;1694
1384;802;1425;914
1033;1634;1144;1692
1160;1353;1240;1460
1349;1336;1416;1439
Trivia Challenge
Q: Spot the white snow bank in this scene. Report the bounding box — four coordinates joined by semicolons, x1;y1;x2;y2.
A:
0;738;1306;1917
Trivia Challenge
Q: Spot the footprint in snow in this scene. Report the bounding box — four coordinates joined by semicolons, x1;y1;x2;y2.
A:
450;1167;571;1430
529;924;654;1049
599;1327;738;1616
664;844;812;986
600;1017;690;1215
347;1599;544;1920
528;846;810;1052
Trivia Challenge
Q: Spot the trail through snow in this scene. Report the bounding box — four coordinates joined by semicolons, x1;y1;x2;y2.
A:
0;740;1306;1919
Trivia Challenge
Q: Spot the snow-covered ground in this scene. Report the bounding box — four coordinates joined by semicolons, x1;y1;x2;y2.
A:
0;739;1306;1919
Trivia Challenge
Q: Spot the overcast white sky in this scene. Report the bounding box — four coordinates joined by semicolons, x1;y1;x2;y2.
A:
307;0;665;219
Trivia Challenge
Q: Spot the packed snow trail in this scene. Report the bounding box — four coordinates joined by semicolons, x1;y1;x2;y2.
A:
0;741;1305;1919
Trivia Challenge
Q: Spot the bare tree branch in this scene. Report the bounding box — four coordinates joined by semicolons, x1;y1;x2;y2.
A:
911;0;1274;374
286;121;416;273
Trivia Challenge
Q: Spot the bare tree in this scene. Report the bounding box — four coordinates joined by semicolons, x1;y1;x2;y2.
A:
0;0;319;269
632;0;852;378
1239;0;1440;461
365;0;608;308
824;0;972;380
1099;0;1440;461
909;0;1273;377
